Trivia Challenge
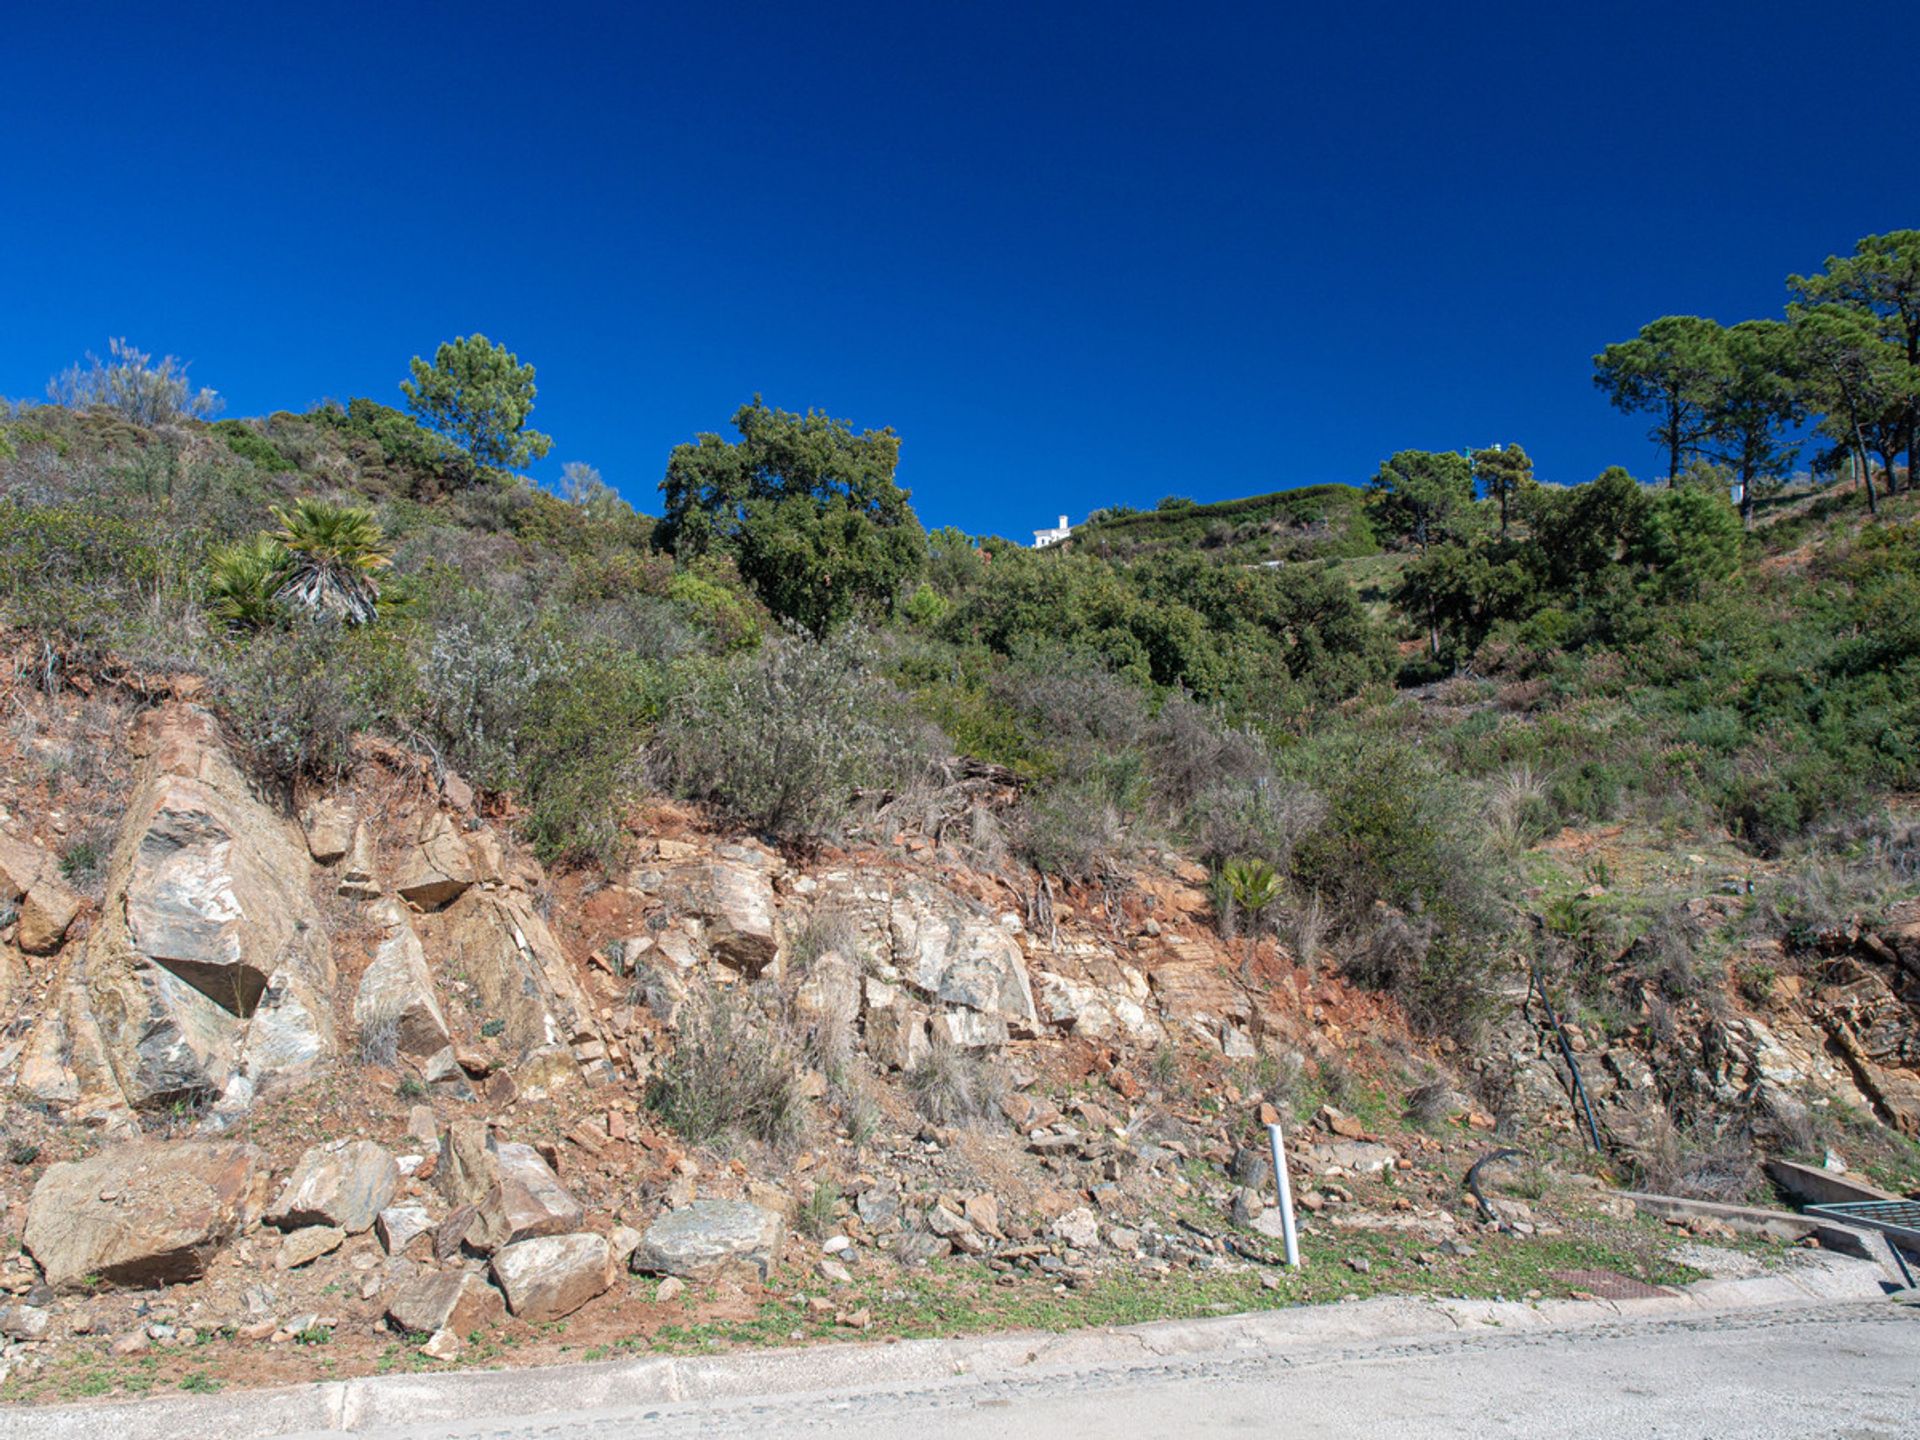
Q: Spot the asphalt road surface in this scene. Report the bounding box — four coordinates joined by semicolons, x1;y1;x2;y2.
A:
344;1303;1918;1440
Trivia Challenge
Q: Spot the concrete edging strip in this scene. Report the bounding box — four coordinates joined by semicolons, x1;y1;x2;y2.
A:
0;1252;1893;1440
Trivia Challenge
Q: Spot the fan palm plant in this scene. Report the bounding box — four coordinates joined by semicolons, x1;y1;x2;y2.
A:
1221;856;1282;978
270;499;393;624
206;533;291;630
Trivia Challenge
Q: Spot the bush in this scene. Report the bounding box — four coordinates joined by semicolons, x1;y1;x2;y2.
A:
646;985;805;1148
1018;778;1124;880
212;420;292;472
654;627;934;840
905;1038;1005;1126
214;624;415;786
47;338;220;425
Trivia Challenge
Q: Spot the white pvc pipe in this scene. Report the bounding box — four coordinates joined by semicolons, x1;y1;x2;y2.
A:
1266;1121;1301;1268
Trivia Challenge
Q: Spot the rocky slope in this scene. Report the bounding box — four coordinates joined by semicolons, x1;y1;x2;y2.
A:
0;650;1913;1399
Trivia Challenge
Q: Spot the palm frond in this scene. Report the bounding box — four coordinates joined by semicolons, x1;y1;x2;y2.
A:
207;534;292;630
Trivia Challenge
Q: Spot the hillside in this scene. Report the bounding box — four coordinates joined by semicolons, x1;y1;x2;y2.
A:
0;346;1916;1401
1072;486;1378;566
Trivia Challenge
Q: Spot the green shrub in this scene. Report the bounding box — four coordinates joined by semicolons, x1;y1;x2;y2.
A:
214;624;415;785
654;627;933;839
211;419;292;472
647;985;805;1147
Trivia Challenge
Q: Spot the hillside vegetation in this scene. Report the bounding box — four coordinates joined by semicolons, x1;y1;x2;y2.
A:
1;237;1918;1054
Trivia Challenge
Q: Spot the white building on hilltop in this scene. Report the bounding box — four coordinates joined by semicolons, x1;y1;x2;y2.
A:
1032;515;1072;548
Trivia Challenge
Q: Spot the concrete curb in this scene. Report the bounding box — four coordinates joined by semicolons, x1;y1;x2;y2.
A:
0;1251;1896;1440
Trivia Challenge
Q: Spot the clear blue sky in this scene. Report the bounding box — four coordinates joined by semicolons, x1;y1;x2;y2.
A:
3;1;1914;537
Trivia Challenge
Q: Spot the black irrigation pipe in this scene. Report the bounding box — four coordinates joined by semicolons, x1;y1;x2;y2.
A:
1466;1147;1525;1223
1527;960;1606;1153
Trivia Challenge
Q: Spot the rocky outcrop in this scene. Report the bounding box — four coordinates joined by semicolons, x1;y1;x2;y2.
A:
24;1140;263;1292
266;1139;398;1234
417;892;593;1079
650;855;782;976
490;1232;611;1321
886;881;1037;1038
631;1200;786;1282
354;900;450;1058
35;706;336;1111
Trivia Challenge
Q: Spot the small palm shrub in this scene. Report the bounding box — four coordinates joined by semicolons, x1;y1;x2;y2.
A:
207;533;291;630
271;498;393;623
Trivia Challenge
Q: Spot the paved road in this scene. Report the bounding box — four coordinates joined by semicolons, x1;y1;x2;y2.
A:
346;1304;1919;1440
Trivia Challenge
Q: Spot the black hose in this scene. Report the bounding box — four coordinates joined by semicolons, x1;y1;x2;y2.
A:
1528;958;1606;1152
1466;1147;1524;1223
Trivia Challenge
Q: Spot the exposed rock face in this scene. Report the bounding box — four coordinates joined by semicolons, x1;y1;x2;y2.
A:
656;858;782;975
266;1139;398;1234
1033;967;1163;1044
44;706;336;1111
490;1232;611;1321
354;900;450;1058
631;1200;786;1282
24;1140;263;1292
888;882;1037;1036
417;892;593;1076
386;1270;504;1336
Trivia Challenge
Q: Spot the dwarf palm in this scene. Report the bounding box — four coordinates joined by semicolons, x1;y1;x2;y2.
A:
206;533;291;630
270;499;393;624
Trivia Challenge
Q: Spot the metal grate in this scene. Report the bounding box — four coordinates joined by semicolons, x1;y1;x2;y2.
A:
1547;1268;1672;1300
1807;1199;1920;1247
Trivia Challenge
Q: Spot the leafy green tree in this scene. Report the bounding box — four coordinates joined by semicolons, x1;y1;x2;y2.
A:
658;399;925;631
1629;486;1743;600
1593;316;1729;485
1470;444;1535;536
1366;449;1476;553
1791;231;1920;491
1708;320;1804;523
400;334;553;474
1789;303;1917;515
1532;467;1649;597
1394;539;1539;661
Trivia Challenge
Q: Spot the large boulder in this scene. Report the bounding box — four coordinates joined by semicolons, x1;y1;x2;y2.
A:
393;812;487;909
386;1270;505;1336
354;900;450;1058
436;1125;585;1253
266;1139;398;1234
490;1233;611;1321
631;1200;786;1283
24;1140;263;1292
56;705;336;1110
888;882;1037;1034
0;830;82;955
301;798;356;866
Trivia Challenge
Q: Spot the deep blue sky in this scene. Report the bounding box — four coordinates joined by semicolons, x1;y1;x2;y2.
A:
3;2;1914;538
